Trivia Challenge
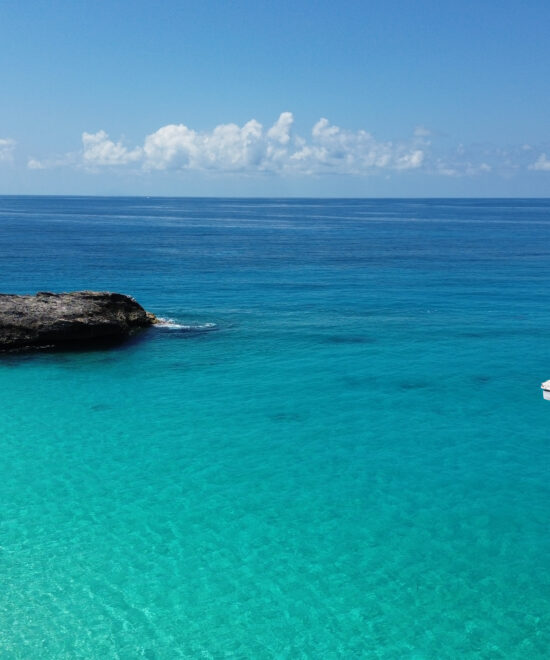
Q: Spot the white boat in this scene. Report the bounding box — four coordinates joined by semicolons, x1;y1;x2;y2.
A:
541;380;550;400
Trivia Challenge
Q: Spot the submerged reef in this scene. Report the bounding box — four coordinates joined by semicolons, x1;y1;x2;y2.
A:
0;291;157;351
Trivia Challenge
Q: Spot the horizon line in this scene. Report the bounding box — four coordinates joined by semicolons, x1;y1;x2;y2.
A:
1;194;550;201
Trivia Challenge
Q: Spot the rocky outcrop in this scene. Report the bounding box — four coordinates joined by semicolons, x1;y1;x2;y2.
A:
0;291;157;351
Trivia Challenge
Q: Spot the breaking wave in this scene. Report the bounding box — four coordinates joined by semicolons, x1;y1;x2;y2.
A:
155;318;217;332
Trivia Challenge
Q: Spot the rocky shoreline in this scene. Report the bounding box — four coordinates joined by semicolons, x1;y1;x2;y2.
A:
0;291;157;352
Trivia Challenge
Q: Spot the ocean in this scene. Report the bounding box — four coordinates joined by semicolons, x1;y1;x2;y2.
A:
0;197;549;658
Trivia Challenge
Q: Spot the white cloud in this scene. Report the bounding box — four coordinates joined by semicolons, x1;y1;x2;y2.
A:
266;111;293;144
27;157;45;170
414;126;431;137
287;116;425;174
27;152;78;170
529;154;550;171
0;138;16;162
142;119;266;172
395;150;424;170
429;141;534;177
82;130;142;167
67;113;427;176
30;114;543;179
464;162;492;175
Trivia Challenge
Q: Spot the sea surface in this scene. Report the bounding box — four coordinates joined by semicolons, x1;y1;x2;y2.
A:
0;197;549;659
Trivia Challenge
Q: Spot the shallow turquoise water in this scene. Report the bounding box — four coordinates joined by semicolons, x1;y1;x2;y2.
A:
1;198;550;658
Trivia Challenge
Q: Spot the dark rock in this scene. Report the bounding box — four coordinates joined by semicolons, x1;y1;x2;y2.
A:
0;291;157;351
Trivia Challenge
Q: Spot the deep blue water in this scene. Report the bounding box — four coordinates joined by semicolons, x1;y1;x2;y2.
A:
1;197;549;658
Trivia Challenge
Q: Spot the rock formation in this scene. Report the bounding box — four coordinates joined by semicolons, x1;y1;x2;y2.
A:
0;291;157;351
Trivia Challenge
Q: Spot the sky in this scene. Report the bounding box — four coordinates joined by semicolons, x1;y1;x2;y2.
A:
1;0;550;197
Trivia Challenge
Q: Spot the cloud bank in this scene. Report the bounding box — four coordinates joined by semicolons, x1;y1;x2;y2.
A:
25;114;550;177
29;113;427;176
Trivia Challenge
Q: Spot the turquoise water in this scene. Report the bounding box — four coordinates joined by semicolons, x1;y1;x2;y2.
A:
1;197;550;658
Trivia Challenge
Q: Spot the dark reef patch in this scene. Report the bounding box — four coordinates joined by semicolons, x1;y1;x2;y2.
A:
323;334;375;345
269;412;305;423
472;374;492;384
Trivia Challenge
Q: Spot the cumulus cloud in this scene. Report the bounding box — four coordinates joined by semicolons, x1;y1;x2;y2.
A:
0;138;16;162
142;119;266;172
53;113;427;176
82;130;142;166
529;153;550;171
288;118;425;174
27;157;46;170
266;111;293;144
28;113;544;178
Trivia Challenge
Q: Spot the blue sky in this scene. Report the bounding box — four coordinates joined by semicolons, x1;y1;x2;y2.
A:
1;0;550;196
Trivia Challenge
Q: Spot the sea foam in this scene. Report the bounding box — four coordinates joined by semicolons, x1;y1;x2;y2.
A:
155;318;217;331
